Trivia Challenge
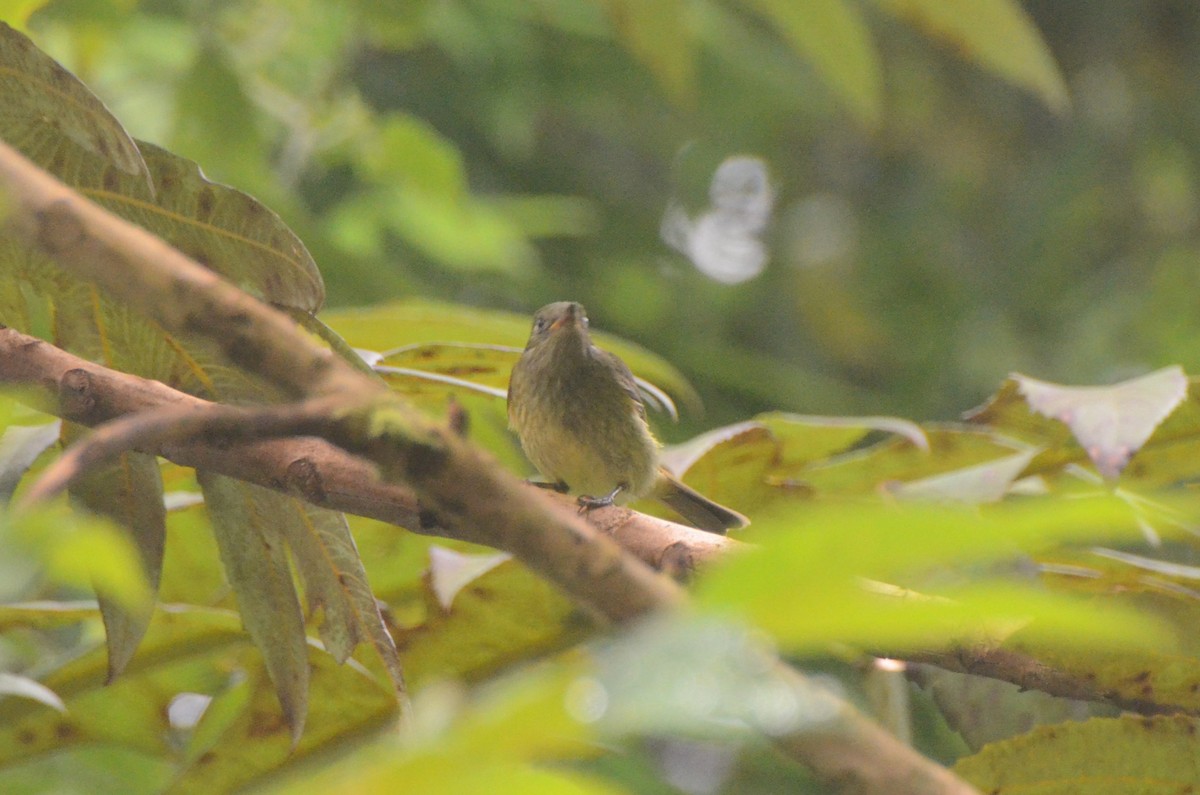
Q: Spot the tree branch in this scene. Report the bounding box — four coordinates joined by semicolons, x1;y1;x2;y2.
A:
0;326;735;571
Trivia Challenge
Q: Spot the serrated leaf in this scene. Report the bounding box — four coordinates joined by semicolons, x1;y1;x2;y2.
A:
198;472;309;743
89;141;323;312
0;21;149;181
744;0;881;126
271;497;406;700
65;430;166;682
914;666;1107;753
1015;367;1186;479
873;0;1069;113
955;715;1200;791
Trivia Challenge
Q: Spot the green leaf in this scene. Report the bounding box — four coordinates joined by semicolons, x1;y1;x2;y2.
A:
742;0;881;126
349;114;537;274
197;472;309;743
65;435;166;682
0;606;246;789
171;42;265;186
955;715;1200;791
590;614;833;739
279;661;601;795
9;504;152;612
0;21;149;181
0;420;59;501
0;600;99;632
168;644;398;795
873;0;1069;113
694;497;1170;653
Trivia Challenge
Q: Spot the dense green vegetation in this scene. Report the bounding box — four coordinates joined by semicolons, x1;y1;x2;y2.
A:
3;1;1200;793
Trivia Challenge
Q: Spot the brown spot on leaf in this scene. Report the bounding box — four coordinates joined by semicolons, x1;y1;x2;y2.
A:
196;187;215;222
247;709;286;738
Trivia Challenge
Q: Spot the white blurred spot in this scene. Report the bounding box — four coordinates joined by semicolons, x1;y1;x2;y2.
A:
662;156;774;284
428;546;511;609
782;193;858;269
168;692;212;730
659;739;738;795
565;676;609;723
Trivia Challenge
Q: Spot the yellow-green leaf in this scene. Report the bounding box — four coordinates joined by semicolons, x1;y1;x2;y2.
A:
694;498;1169;653
66;434;166;681
955;715;1200;791
198;472;309;743
873;0;1069;113
604;0;696;105
743;0;881;126
0;21;148;180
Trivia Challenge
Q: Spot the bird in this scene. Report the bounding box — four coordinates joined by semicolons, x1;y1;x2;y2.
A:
507;301;747;534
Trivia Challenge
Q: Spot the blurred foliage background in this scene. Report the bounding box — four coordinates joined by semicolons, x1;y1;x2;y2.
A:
13;0;1200;433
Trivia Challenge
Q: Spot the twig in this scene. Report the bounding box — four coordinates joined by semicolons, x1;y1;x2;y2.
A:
19;396;345;506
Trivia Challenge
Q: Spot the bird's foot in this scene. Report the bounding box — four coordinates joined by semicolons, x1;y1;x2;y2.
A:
576;484;625;513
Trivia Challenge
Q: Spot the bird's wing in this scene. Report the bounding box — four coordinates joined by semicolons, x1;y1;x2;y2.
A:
595;348;648;421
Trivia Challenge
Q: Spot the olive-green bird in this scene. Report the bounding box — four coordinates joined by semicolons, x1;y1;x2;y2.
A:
507;301;747;534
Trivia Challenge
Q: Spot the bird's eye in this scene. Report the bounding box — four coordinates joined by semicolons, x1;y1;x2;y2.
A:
533;318;547;332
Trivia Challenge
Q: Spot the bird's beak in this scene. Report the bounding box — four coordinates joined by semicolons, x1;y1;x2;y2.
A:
549;304;581;332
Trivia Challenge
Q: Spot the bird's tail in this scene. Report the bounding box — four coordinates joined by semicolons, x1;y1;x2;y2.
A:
653;468;749;534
